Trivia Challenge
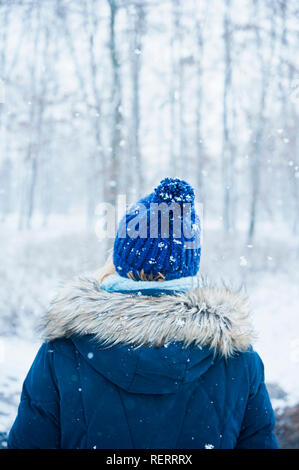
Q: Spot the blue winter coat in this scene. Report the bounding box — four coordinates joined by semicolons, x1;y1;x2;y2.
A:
8;275;279;449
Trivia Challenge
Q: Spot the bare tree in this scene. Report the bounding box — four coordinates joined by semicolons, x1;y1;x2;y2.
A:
128;3;146;200
83;0;105;226
221;0;234;233
169;0;182;178
278;0;299;234
106;0;123;206
57;0;105;228
247;0;276;243
19;2;42;230
194;2;205;203
0;1;11;222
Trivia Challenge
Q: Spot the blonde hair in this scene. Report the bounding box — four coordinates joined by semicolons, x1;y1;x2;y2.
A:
98;253;165;285
98;254;116;285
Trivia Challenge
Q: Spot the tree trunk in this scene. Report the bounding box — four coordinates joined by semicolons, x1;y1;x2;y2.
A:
106;0;122;207
130;4;145;200
222;0;233;233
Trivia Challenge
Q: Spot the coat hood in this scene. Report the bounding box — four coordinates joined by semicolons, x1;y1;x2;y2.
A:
41;275;255;394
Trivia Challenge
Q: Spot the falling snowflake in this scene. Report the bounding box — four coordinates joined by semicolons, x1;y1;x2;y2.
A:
205;444;214;449
240;256;247;266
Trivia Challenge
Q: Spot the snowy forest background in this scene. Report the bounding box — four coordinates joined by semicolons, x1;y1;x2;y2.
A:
0;0;299;448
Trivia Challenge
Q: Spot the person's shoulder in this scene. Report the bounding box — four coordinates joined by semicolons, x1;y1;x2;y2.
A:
43;336;76;359
26;338;77;390
233;347;265;392
239;347;264;370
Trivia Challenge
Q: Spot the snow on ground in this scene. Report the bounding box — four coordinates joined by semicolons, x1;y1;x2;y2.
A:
250;273;299;407
0;215;298;438
0;337;40;439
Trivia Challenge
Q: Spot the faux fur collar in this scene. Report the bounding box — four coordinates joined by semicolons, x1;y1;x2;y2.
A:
41;275;255;357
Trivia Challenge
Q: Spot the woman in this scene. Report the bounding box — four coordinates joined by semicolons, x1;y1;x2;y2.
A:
8;178;278;449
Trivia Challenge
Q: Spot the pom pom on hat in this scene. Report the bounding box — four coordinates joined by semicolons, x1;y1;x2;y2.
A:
153;177;195;203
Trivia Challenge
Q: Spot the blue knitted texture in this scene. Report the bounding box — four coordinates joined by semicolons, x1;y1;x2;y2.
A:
113;178;201;281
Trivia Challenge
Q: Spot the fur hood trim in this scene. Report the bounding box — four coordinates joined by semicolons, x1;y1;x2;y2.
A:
41;275;255;357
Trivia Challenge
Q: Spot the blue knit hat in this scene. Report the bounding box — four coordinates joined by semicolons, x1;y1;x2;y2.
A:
113;177;201;281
